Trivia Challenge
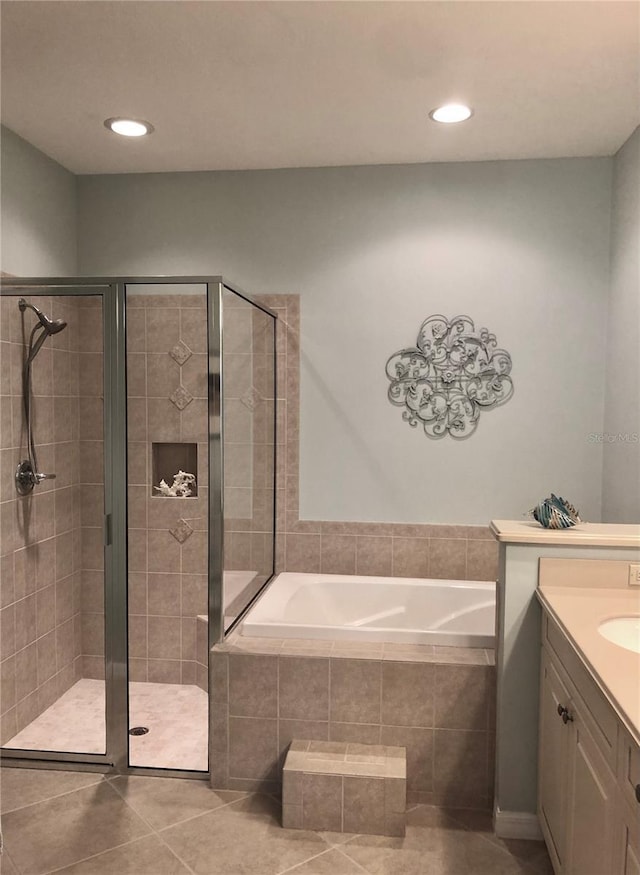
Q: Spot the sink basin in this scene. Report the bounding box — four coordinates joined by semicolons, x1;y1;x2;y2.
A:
598;616;640;654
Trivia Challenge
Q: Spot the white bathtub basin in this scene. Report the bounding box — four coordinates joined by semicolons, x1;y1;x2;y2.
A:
242;572;495;647
598;615;640;654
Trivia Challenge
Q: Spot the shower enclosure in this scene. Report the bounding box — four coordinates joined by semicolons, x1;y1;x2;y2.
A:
0;277;277;778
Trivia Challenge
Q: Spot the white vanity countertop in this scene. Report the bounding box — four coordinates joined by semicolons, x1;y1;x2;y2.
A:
537;584;640;745
491;519;640;547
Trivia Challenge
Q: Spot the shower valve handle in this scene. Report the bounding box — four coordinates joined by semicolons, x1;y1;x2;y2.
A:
15;460;56;495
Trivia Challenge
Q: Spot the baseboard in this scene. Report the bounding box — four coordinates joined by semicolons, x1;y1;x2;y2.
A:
494;808;543;840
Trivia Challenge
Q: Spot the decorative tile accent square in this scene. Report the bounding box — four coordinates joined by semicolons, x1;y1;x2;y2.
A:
170;518;194;544
169;341;192;366
240;386;261;411
170;385;194;411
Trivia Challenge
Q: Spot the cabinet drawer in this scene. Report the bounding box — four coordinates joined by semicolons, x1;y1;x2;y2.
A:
619;727;640;816
544;613;618;769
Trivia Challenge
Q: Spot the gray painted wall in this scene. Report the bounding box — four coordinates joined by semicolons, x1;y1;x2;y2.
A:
1;125;77;275
77;158;612;525
602;126;640;522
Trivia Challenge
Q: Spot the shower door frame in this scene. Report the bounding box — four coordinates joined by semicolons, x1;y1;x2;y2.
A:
0;279;125;772
0;276;278;779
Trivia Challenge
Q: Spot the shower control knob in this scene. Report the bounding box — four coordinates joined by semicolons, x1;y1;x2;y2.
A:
15;460;56;495
15;460;37;495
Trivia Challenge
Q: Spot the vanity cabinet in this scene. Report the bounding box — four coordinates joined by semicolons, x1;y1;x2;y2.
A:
538;610;639;875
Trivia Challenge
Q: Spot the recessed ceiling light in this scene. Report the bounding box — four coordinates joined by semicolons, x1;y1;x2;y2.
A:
104;118;154;137
429;104;473;124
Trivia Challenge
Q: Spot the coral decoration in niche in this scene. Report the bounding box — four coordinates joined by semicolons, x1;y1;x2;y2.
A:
385;315;513;440
154;470;197;497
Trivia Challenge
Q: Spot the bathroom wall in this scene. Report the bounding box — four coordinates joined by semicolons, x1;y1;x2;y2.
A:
0;125;77;276
258;293;499;581
76;157;613;525
602;125;640;523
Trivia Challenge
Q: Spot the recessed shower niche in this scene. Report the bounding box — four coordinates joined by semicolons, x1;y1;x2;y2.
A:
152;442;198;497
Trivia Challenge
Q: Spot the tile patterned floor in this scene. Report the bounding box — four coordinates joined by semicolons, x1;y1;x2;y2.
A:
0;767;554;875
4;680;208;772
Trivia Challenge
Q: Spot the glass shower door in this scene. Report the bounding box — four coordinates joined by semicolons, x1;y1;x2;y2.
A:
0;287;109;760
220;285;276;634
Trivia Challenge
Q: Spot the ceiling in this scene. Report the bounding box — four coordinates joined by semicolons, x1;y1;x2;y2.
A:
1;0;639;175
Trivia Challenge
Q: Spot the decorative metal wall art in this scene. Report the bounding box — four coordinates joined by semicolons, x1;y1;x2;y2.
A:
386;315;513;440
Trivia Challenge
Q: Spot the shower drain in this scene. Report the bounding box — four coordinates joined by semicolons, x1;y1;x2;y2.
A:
129;726;149;736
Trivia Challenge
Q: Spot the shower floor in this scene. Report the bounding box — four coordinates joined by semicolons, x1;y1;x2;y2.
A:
4;679;208;772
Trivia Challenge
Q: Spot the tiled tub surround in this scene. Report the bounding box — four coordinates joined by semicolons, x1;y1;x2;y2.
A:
210;635;496;810
0;293;106;746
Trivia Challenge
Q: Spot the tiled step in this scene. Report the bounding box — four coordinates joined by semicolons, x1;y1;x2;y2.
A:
282;739;406;837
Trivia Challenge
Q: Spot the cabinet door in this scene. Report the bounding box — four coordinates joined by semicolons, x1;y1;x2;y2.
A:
565;711;617;875
539;651;572;871
617;798;640;875
622;827;640;875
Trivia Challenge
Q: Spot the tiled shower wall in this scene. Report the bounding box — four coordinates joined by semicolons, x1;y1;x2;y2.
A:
125;292;209;686
0;294;105;743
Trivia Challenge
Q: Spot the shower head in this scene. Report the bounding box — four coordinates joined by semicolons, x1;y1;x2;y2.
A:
18;298;67;335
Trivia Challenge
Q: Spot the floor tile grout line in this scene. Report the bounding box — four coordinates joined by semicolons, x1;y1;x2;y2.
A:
104;775;198;875
148;790;258;835
0;773;107;816
275;846;335;875
40;834;167;875
443;806;549;869
152;791;255;832
334;842;373;874
2;848;21;875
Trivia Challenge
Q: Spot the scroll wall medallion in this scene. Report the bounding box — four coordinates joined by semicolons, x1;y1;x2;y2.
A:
385;315;513;440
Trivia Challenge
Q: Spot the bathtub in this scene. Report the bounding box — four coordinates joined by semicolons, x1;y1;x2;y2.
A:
241;572;495;647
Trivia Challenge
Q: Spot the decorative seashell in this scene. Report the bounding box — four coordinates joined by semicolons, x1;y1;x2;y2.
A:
529;494;581;529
